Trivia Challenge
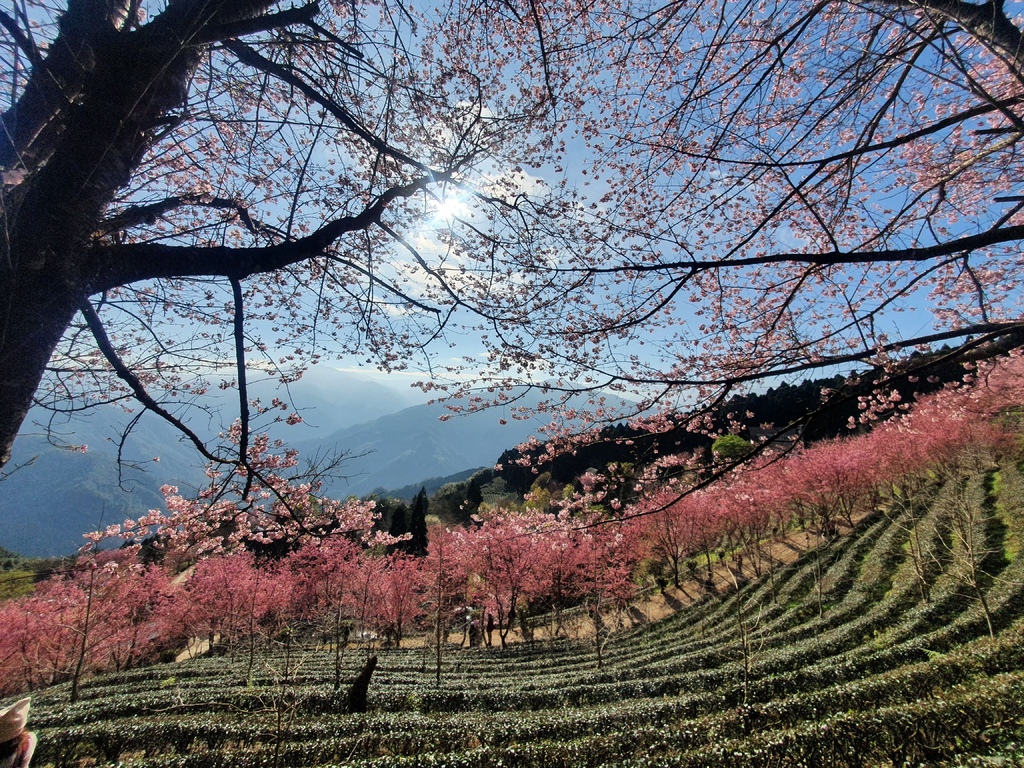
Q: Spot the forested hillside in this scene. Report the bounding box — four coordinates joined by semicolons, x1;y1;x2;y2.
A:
493;358;971;495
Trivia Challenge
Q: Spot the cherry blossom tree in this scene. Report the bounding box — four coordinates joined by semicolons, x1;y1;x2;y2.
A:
0;549;177;699
461;508;552;649
670;491;727;592
574;518;644;668
787;438;885;533
92;433;383;558
182;550;293;676
421;526;467;684
368;553;423;648
0;589;76;695
528;523;585;638
345;548;384;652
640;488;701;591
439;0;1024;452
0;0;570;477
736;462;800;599
715;475;784;585
286;536;361;689
94;558;178;674
63;550;182;700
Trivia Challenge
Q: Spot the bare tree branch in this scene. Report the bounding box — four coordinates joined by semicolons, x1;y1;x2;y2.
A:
77;298;233;467
571;224;1024;276
88;177;438;290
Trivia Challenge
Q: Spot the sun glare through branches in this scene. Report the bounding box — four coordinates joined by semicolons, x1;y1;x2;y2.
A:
1;0;1024;564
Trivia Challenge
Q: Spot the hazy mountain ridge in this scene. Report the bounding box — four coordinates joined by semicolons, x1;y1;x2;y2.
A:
0;371;546;556
295;393;553;499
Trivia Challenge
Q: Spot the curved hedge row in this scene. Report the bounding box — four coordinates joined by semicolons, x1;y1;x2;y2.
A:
16;459;1024;767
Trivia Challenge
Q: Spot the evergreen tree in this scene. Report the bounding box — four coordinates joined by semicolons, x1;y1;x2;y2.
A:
409;488;429;557
465;477;484;515
387;502;410;555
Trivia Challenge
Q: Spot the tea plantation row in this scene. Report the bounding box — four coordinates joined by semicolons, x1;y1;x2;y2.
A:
15;459;1024;766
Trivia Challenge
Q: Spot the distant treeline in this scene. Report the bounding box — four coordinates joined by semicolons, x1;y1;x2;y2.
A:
495;357;968;495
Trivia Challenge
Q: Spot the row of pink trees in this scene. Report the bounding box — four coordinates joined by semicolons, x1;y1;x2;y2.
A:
0;549;181;700
3;357;1021;698
631;356;1024;602
448;509;644;650
0;509;645;695
0;432;399;698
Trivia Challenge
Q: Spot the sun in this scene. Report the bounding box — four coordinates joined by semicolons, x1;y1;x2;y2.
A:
432;195;468;223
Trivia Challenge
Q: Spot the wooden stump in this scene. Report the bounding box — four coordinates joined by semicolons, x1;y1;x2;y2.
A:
347;655;378;714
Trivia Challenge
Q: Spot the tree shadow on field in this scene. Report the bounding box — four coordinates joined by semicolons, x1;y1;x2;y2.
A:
663;591;685;612
629;605;647;625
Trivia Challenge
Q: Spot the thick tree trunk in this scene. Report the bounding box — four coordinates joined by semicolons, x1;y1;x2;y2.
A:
0;2;211;468
0;0;384;470
0;272;82;467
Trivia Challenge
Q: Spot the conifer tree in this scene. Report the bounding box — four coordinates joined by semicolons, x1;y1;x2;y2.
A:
409;489;429;558
386;502;409;556
465;478;484;515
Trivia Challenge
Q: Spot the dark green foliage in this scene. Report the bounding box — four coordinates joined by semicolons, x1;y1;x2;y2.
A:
495;368;968;494
386;501;409;553
408;487;428;557
425;471;496;525
383;468;489;503
465;477;483;514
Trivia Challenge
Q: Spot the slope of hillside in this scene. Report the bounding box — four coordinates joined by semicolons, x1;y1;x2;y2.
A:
18;456;1024;767
293;396;551;498
0;416;207;557
0;369;425;556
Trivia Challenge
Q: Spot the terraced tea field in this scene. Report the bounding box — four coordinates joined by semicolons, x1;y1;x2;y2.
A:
19;460;1024;767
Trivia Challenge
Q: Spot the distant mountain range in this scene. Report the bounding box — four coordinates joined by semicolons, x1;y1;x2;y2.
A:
0;369;560;557
293;393;561;499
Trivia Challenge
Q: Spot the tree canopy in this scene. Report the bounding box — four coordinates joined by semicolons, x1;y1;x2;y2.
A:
457;0;1024;439
0;0;564;473
2;0;1022;489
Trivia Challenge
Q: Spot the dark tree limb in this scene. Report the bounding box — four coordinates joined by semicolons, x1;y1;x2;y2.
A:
87;177;437;290
77;298;232;466
97;195;268;238
229;277;251;478
572;224;1024;276
0;10;42;67
878;0;1024;67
